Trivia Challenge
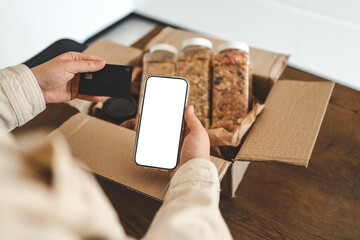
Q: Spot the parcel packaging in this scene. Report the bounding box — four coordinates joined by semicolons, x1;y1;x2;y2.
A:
56;27;334;200
48;113;230;200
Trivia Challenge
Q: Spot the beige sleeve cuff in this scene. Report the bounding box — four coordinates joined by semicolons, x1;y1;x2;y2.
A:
144;158;232;240
0;64;45;129
169;158;220;190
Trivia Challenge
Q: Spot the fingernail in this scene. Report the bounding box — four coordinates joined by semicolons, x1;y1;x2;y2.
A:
96;60;104;66
190;105;194;112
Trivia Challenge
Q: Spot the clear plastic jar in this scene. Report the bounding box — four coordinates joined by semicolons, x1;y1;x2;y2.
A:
140;43;178;95
177;38;213;128
212;41;250;131
137;43;178;116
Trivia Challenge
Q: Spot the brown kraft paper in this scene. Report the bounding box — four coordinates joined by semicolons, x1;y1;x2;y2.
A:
207;102;264;147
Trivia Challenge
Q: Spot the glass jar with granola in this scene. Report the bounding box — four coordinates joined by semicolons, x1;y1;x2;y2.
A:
177;38;212;128
212;41;250;131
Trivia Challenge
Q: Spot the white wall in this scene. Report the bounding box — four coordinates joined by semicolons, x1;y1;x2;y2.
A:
0;0;133;68
1;0;358;90
134;0;360;90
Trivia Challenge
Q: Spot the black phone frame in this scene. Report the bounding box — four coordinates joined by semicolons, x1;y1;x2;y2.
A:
133;75;190;171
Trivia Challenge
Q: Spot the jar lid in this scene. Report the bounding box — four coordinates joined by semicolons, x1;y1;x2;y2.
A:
182;37;212;50
149;43;178;55
218;41;249;54
103;96;137;121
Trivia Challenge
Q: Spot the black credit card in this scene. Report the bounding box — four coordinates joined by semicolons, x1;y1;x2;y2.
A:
78;64;132;97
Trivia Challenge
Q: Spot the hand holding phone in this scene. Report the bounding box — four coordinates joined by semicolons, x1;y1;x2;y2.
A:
134;76;189;170
171;105;210;177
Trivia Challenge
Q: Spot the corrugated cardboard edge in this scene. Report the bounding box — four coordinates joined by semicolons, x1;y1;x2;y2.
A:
210;156;232;182
230;161;251;197
268;53;289;82
94;173;169;203
221;161;250;198
48;113;231;201
235;80;335;167
82;38;143;66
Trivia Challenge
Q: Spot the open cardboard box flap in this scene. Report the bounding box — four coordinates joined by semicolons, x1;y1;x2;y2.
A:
144;27;289;82
83;38;142;65
49;113;231;201
235;80;334;166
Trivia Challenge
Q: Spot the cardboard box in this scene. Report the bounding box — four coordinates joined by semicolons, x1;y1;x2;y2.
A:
49;113;230;200
144;27;334;197
56;27;334;200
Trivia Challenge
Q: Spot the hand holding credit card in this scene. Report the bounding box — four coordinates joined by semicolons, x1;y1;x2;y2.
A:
79;64;132;98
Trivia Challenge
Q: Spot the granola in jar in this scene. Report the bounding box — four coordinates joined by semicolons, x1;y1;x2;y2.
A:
139;43;178;112
212;41;250;131
177;38;212;128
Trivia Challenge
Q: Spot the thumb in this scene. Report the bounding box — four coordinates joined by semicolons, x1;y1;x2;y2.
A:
184;105;203;133
65;59;105;74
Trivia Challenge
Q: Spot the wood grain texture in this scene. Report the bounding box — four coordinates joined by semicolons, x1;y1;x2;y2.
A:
12;26;360;239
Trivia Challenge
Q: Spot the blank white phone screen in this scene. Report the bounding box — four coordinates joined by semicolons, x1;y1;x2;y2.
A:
135;76;188;169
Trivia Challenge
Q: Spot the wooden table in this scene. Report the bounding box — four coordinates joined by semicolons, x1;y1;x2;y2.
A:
13;26;360;239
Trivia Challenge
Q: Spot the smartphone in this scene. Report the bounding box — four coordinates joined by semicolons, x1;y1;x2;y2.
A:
134;75;189;170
